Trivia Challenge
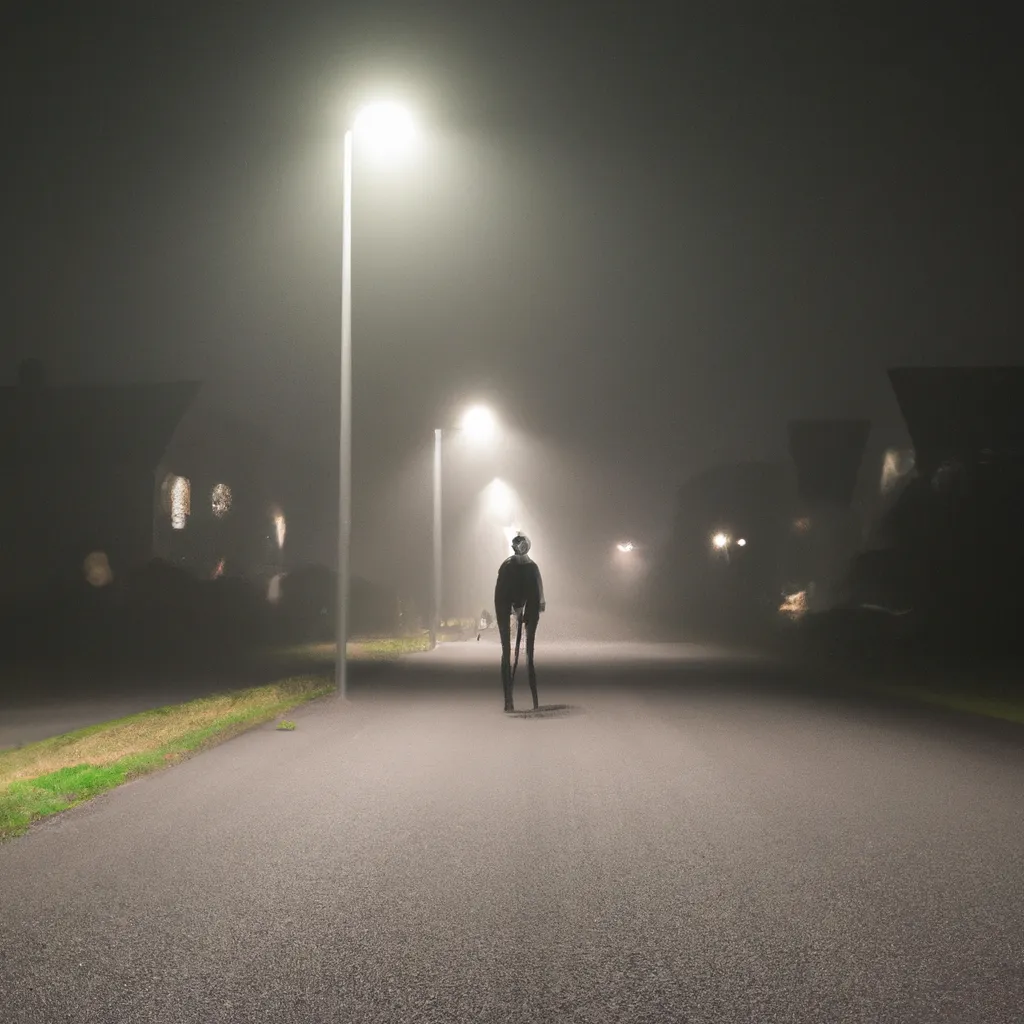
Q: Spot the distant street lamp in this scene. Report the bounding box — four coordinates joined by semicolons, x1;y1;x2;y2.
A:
432;405;500;647
616;541;636;553
459;405;497;442
711;531;732;564
337;99;417;699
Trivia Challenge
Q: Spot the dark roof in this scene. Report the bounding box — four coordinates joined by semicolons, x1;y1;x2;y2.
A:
888;367;1024;474
0;381;200;470
787;418;871;507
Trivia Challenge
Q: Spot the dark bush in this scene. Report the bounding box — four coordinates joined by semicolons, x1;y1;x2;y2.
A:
278;565;403;641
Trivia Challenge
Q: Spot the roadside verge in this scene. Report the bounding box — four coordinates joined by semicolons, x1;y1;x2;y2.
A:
0;675;332;842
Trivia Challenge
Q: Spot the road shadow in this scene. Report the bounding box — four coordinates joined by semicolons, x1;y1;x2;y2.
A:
506;704;573;719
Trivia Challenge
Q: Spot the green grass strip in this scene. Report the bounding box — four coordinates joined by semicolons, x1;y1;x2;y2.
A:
273;632;433;663
0;674;332;843
870;682;1024;725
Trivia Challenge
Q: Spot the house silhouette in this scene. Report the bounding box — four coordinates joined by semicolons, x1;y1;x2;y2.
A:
0;360;199;601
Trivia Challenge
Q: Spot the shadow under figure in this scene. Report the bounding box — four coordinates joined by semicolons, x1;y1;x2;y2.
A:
494;533;545;713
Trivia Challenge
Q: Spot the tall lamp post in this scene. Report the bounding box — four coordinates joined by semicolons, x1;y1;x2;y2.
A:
432;427;442;648
337;100;416;699
431;405;498;648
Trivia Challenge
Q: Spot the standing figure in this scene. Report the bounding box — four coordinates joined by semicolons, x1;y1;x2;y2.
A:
494;533;546;712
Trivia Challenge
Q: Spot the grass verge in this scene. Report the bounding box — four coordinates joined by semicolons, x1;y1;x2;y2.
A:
728;625;1024;728
349;633;434;658
0;674;332;843
868;681;1024;726
275;632;433;664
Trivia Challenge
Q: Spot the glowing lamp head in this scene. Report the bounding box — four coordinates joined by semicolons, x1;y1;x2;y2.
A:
353;101;417;159
460;404;497;443
712;532;729;550
736;538;747;547
617;542;635;553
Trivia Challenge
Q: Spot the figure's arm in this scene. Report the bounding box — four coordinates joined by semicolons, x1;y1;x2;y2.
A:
535;566;546;612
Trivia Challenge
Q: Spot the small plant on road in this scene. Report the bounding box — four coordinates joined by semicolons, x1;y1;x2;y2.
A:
276;720;297;731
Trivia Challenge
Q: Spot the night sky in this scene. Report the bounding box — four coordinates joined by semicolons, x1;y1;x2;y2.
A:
2;3;1021;590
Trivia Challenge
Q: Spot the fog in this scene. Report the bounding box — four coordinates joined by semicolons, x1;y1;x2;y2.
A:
2;4;1021;645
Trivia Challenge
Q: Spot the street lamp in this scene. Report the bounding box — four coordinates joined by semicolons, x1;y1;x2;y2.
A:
337;99;417;699
711;531;731;564
432;406;500;648
460;404;497;443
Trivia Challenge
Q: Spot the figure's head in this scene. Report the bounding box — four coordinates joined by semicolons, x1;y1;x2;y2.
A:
511;533;531;560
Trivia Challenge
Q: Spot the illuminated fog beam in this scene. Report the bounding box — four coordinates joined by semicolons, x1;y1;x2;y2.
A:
484;478;516;520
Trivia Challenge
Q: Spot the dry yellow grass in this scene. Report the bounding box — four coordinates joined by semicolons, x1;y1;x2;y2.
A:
275;634;432;663
0;679;329;788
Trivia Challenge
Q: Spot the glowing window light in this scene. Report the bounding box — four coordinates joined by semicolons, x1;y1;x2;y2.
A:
211;483;232;518
880;448;915;494
779;590;808;621
170;476;191;530
83;551;113;587
272;508;286;549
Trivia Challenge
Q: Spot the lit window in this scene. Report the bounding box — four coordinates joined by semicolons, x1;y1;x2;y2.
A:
272;507;286;549
170;476;191;530
83;551;113;587
211;483;232;518
880;448;915;495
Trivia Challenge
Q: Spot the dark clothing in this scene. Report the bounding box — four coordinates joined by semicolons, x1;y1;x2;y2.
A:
494;556;544;621
498;612;538;711
494;556;545;711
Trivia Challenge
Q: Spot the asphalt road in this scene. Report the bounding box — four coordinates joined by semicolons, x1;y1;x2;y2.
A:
0;605;649;751
3;640;1023;1023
